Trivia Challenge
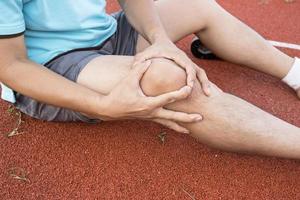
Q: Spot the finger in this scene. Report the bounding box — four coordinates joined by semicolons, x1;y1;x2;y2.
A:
147;86;192;108
134;53;148;64
155;108;203;123
134;53;169;65
186;64;197;88
197;68;211;96
131;60;152;80
134;48;161;63
153;119;190;134
167;54;196;88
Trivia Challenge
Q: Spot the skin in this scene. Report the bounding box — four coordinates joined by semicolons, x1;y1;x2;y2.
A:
0;0;299;158
118;0;210;90
136;0;295;79
0;0;208;128
78;56;300;159
134;0;297;129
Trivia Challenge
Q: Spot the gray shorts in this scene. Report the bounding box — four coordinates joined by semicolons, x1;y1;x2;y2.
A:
15;11;139;123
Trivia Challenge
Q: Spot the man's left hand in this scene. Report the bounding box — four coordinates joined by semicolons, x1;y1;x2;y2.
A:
134;39;211;96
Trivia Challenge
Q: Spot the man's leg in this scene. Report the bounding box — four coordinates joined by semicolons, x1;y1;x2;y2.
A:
137;0;295;85
77;55;300;159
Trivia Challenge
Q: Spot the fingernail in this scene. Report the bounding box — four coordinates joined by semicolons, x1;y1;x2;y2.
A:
169;98;176;103
185;86;192;93
180;86;188;93
183;130;190;134
193;115;202;121
206;89;211;96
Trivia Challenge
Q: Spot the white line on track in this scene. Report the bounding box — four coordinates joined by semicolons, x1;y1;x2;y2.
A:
269;40;300;51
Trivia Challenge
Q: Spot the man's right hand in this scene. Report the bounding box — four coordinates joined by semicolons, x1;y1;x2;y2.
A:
97;60;203;133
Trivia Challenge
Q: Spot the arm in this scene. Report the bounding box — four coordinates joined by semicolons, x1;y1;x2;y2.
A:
118;0;210;94
0;35;199;127
118;0;168;44
0;35;104;116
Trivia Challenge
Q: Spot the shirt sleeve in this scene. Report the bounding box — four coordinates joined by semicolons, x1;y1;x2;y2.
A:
0;0;25;36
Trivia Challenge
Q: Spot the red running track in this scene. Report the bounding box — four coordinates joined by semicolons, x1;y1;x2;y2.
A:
1;0;300;199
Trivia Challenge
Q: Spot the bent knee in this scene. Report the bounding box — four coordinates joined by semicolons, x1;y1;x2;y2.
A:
141;58;187;96
140;58;224;99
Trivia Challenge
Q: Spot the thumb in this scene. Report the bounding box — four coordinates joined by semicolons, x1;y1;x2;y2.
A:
133;53;146;64
132;60;152;80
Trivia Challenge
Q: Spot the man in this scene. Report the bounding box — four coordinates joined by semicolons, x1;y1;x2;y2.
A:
0;0;300;159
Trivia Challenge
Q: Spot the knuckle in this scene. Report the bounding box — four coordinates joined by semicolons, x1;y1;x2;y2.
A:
182;91;189;98
158;50;163;55
144;107;152;113
134;100;148;111
145;115;154;119
165;123;172;129
145;100;155;108
144;103;154;112
191;70;197;76
198;70;207;77
199;68;205;73
168;113;176;120
166;95;175;102
139;104;149;111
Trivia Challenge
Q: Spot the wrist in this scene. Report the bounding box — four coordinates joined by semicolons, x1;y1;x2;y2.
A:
84;93;108;120
148;28;169;44
93;94;108;118
93;94;116;120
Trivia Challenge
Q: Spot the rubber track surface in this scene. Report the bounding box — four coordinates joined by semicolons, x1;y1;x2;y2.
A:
1;0;300;199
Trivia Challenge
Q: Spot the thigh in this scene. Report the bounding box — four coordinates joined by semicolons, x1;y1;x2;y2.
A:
76;54;190;96
136;0;211;52
77;55;187;96
77;55;134;95
76;54;222;98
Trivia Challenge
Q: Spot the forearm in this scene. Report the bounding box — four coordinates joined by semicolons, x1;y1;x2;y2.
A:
0;59;103;117
118;0;168;43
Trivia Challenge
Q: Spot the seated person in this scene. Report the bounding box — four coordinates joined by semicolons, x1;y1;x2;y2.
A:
0;0;299;159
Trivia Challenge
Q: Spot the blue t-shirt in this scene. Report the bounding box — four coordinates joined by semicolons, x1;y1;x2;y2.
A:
0;0;117;103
